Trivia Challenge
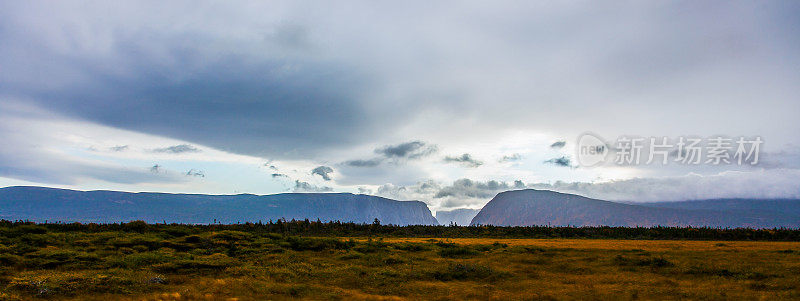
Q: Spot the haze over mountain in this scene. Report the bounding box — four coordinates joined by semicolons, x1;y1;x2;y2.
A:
0;186;438;225
471;189;800;228
435;208;480;226
634;199;800;218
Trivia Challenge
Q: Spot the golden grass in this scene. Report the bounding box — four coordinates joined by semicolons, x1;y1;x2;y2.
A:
2;235;799;300
366;237;800;251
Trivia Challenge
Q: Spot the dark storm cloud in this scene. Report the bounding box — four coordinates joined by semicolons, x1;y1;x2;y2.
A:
443;153;483;167
0;21;377;159
293;180;333;192
375;141;437;159
153;144;200;154
550;141;566;149
544;156;572;167
311;166;334;181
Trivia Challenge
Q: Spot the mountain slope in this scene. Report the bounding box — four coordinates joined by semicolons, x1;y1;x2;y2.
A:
435;208;479;226
470;189;800;228
0;186;438;225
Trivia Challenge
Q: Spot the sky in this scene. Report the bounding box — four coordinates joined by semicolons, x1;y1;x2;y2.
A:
1;1;799;212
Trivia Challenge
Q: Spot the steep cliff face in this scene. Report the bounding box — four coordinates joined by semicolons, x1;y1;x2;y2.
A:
0;186;438;225
470;189;800;228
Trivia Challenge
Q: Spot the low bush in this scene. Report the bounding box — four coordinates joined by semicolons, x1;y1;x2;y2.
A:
285;237;353;251
438;245;478;258
152;253;239;273
613;255;673;268
393;242;430;252
432;263;506;281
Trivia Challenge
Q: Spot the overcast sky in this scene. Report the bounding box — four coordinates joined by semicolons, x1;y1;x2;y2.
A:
1;1;799;211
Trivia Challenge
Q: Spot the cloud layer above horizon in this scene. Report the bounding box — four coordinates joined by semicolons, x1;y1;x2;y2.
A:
1;1;799;211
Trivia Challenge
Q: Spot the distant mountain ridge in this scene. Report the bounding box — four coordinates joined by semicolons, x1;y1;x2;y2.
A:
0;186;438;225
435;208;479;226
470;189;800;228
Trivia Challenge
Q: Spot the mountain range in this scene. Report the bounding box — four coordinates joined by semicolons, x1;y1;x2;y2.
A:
0;186;438;225
470;189;800;228
3;186;798;228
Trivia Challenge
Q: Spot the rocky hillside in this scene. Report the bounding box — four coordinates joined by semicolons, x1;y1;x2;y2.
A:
0;186;438;225
470;189;800;228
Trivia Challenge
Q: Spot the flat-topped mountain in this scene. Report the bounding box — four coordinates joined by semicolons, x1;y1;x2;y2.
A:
0;186;438;225
470;189;800;228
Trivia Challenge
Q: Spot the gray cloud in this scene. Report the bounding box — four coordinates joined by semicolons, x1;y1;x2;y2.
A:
0;103;185;186
529;169;800;202
374;178;527;210
153;144;200;154
375;141;437;159
544;156;572;167
443;153;483;167
293;180;333;192
435;179;516;199
550;141;566;149
500;153;522;162
185;169;205;177
373;168;800;210
311;166;334;181
1;2;799;201
341;141;438;168
0;6;382;159
342;158;383;167
109;145;129;152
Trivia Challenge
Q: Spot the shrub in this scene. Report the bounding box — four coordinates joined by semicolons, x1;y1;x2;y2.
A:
432;264;505;281
152;253;238;273
22;248;100;269
210;230;253;242
339;252;363;260
0;253;22;266
352;239;388;253
475;243;508;252
438;245;478;258
393;243;430;252
107;236;162;250
121;252;172;268
121;221;149;233
285;237;353;251
613;255;673;268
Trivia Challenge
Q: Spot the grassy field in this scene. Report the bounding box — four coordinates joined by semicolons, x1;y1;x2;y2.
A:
1;224;799;300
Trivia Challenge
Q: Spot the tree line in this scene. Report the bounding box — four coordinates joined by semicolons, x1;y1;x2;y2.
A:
1;219;798;241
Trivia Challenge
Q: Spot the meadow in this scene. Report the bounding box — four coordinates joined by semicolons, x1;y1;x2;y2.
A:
0;221;799;300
